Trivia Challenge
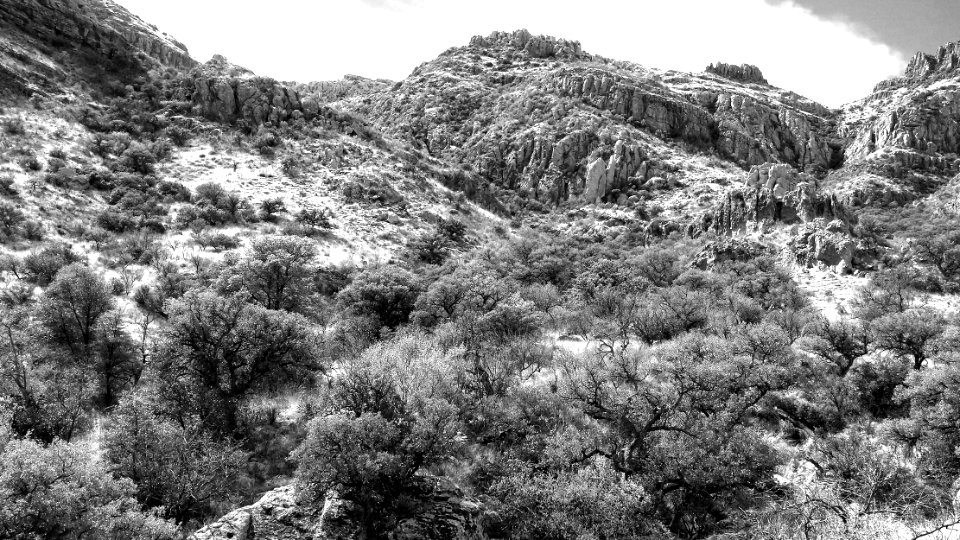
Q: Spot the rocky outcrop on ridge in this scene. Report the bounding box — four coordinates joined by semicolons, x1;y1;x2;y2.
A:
190;481;485;540
689;163;846;236
705;63;769;85
187;56;320;126
468;29;584;59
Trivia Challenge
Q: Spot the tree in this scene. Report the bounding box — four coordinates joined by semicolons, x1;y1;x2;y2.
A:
803;318;872;376
103;391;248;525
871;308;944;370
38;263;113;359
294;404;459;538
216;235;318;312
155;291;322;433
258;197;286;222
94;310;142;406
851;267;918;321
336;266;421;329
558;329;797;536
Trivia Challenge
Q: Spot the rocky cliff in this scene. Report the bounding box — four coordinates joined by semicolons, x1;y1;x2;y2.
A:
688;162;846;238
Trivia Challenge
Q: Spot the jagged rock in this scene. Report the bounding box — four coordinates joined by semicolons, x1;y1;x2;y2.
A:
189;486;320;540
692;238;771;269
689;163;846;236
706;62;769;85
190;481;485;540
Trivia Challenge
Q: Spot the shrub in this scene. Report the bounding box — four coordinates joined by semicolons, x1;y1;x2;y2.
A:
281;156;300;177
2;117;25;136
259;197;286;222
17;155;41;172
104;391;248;525
196;231;240;252
164;125;191;147
0;437;177;539
336;266;422;329
22;243;81;285
0;202;25;240
0;176;16;197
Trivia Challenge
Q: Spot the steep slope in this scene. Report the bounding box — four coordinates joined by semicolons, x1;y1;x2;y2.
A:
332;29;843;212
0;0;195;96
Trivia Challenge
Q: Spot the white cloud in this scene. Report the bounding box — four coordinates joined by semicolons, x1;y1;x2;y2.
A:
115;0;907;106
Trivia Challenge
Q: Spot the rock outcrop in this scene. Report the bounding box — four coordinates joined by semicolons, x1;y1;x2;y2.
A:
190;481;485;540
188;56;319;126
840;39;960;182
469;29;584;59
689;163;846;236
706;63;769;85
792;220;857;273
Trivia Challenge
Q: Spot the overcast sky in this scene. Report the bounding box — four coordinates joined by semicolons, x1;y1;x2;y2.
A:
115;0;959;107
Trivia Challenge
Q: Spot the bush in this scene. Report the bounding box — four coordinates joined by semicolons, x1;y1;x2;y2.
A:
22;243;81;285
164;125;191;147
196;231;240;252
2;117;25;136
0;176;16;197
281;156;300;177
104;391;248;525
0;202;25;240
336;266;422;329
17;155;42;172
259;197;286;222
0;437;177;539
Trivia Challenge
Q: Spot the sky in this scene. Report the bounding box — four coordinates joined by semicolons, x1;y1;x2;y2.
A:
114;0;959;107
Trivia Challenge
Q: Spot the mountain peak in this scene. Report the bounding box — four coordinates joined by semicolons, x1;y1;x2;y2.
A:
705;62;769;85
468;29;584;59
904;40;960;81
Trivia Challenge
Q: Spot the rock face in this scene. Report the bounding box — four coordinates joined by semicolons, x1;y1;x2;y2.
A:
706;63;769;85
190;481;485;540
188;56;319;126
0;0;195;94
792;220;857;272
689;163;846;236
839;39;960;184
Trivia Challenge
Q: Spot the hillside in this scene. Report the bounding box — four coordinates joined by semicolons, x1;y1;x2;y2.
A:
3;3;960;540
